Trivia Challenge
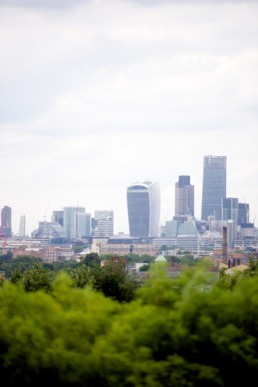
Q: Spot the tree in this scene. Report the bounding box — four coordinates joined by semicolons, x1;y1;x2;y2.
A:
9;266;24;285
139;263;149;272
0;256;41;278
70;264;92;288
21;262;52;292
0;250;12;260
1;264;258;386
92;262;139;302
82;252;100;267
242;256;258;277
179;254;197;266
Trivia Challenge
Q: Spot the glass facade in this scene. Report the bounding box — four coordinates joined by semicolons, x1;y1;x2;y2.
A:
175;175;194;216
0;205;12;238
63;207;85;240
34;221;66;239
201;156;226;221
19;215;26;238
222;197;239;223
51;211;64;227
238;203;249;225
127;181;160;238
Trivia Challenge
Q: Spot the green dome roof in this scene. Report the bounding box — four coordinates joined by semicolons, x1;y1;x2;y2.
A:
154;254;167;262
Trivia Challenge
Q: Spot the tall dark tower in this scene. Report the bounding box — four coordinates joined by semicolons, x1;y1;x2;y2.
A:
175;175;194;217
201;155;226;221
238;203;249;225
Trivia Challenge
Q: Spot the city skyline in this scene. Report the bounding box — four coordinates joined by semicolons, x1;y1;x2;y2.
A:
0;0;257;235
0;159;255;237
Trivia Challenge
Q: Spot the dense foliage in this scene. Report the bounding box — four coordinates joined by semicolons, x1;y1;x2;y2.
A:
0;262;258;386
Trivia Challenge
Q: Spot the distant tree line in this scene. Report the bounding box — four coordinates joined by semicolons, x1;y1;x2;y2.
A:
0;250;199;279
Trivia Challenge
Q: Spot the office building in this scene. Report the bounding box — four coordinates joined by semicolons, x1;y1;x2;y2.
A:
85;213;92;237
127;180;160;238
51;211;64;227
19;215;26;238
94;210;113;220
238;203;249;225
93;210;114;237
222;198;239;224
63;207;85;240
0;206;12;238
77;213;92;238
222;198;239;246
94;216;114;237
32;221;66;240
201;155;226;221
175;175;194;217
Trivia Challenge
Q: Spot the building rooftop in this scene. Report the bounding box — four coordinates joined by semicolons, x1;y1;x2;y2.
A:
154;254;167;262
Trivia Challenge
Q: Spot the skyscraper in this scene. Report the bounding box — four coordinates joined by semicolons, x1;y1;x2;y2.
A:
175;175;194;217
63;207;85;240
201;155;226;221
94;216;114;237
238;203;249;225
0;206;12;238
51;210;64;227
222;197;239;247
222;197;239;224
93;210;114;237
19;215;26;238
77;212;92;238
94;210;114;220
127;180;160;238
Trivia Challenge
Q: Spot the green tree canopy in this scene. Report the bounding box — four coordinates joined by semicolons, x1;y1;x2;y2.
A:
1;264;258;386
82;252;101;267
92;262;139;303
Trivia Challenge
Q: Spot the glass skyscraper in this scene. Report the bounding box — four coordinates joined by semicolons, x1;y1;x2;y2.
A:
63;206;85;240
238;203;249;225
201;155;226;221
175;175;194;217
127;180;160;238
222;197;239;224
0;205;12;238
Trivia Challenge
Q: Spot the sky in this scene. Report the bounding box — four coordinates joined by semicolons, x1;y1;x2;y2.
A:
0;0;257;236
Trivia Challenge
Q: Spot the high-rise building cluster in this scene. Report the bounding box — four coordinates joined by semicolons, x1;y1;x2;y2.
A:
31;207;114;241
0;155;256;253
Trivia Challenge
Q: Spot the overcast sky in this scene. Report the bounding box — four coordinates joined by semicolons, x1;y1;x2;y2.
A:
0;0;257;236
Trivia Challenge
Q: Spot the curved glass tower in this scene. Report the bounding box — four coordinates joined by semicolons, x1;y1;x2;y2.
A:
127;180;160;238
